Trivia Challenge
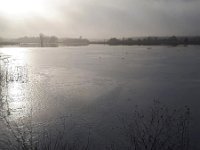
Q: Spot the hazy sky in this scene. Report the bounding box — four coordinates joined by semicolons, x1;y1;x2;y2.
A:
0;0;200;38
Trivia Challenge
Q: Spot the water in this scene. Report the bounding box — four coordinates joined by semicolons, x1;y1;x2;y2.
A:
0;45;200;149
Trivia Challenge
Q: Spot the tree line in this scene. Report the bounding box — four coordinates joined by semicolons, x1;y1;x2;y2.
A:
107;36;200;46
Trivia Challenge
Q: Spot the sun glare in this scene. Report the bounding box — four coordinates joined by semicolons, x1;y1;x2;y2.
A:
0;0;45;17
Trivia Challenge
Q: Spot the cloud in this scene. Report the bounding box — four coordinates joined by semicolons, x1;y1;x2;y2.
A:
0;0;200;38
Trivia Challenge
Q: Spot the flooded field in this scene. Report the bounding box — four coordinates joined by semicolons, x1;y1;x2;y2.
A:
0;45;200;149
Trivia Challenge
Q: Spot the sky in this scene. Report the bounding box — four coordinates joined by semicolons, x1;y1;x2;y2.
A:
0;0;200;39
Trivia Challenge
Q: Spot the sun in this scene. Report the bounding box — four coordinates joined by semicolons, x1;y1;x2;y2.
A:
0;0;45;17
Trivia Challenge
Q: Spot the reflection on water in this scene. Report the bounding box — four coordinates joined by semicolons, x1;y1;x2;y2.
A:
0;48;29;120
0;46;200;149
0;47;28;64
8;82;29;120
0;48;32;150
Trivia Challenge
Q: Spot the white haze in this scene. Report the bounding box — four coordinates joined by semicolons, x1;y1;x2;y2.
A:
0;0;200;38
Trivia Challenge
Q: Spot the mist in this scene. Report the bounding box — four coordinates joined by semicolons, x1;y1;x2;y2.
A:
0;0;200;38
